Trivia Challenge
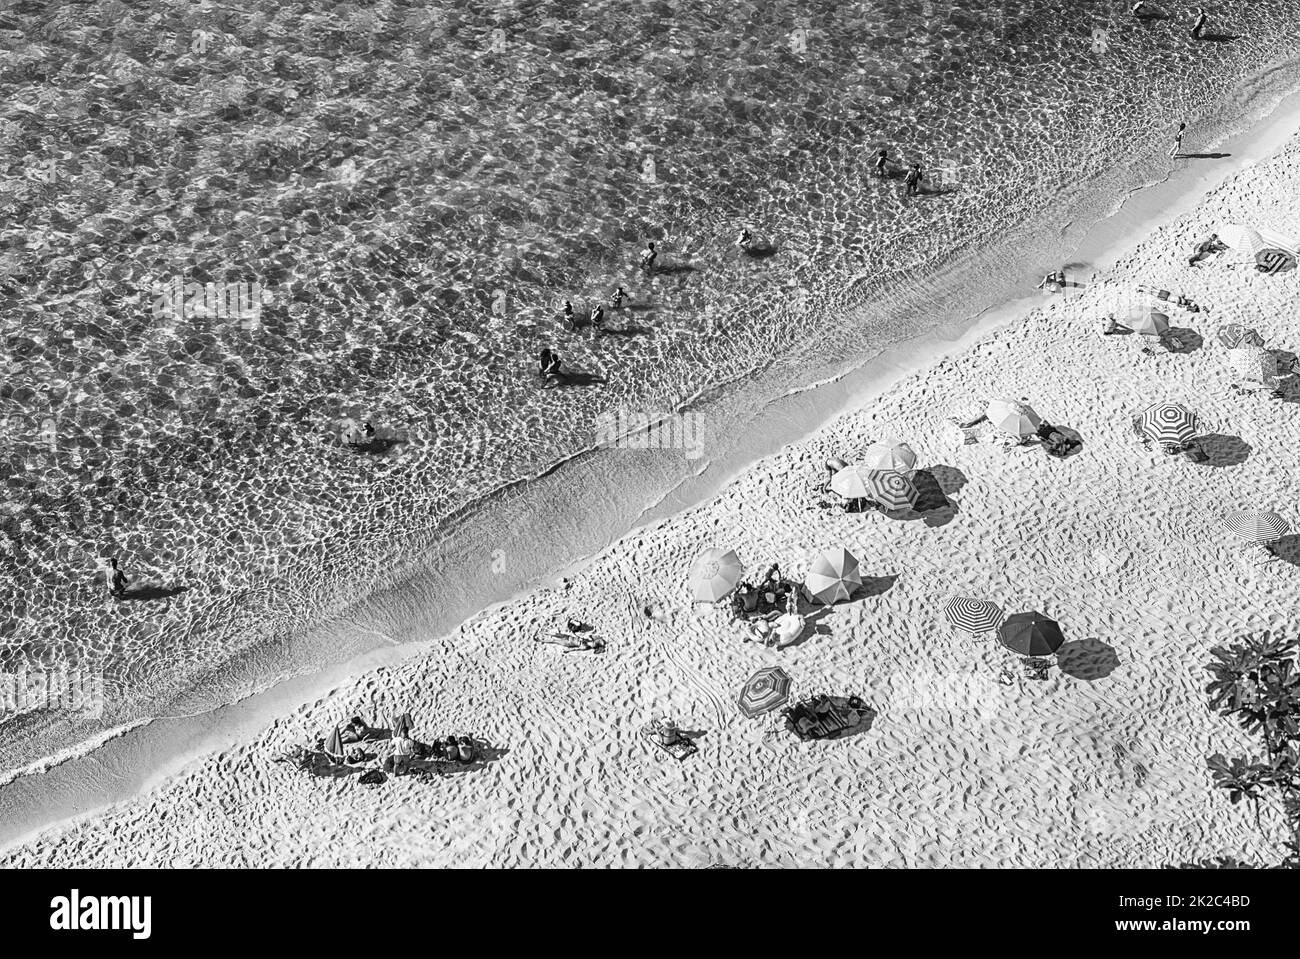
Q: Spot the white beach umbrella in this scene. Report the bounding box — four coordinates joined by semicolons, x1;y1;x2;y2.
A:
1128;311;1170;337
986;398;1042;437
862;438;918;473
830;463;875;499
689;547;743;602
1219;223;1269;257
805;547;863;604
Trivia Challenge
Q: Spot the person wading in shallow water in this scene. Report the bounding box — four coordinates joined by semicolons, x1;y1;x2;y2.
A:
1191;6;1207;38
639;241;657;271
1170;121;1186;157
611;286;628;310
904;163;923;197
105;557;128;599
874;148;889;177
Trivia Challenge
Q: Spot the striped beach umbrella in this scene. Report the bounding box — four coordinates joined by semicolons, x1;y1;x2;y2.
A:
1129;311;1170;337
1222;510;1290;544
323;724;346;760
1216;323;1266;350
986;398;1042;437
805;547;862;604
862;439;918;473
1228;345;1277;383
391;711;413;740
737;666;792;719
998;612;1065;657
830;463;874;499
943;597;1004;634
689;547;744;602
1136;401;1198;446
866;469;919;511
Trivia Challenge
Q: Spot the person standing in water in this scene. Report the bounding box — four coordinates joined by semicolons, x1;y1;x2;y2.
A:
639;242;657;271
105;557;128;599
611;286;627;310
904;163;923;197
1170;121;1186;157
736;228;753;251
874;148;889;177
590;303;606;331
563;299;575;327
1191;7;1207;38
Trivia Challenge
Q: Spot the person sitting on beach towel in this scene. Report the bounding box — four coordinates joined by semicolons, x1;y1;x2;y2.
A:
1100;315;1121;335
1189;233;1228;266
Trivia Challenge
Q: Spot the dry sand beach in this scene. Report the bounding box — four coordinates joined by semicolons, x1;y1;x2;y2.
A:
5;130;1300;869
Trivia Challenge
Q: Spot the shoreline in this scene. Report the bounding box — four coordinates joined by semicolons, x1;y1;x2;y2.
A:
4;61;1300;855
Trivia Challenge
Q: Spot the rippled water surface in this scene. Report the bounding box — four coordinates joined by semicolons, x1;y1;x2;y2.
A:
2;0;1300;772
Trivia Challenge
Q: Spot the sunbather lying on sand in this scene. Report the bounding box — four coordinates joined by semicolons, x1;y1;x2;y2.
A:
535;632;606;651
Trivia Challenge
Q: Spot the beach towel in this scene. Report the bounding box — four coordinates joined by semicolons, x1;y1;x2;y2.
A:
640;721;698;761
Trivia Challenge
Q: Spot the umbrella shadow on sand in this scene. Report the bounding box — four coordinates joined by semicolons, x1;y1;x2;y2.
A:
888;470;960;527
1193;433;1251;468
919;464;968;495
853;573;899;598
1264;535;1300;569
1163;327;1204;354
1055;638;1120;681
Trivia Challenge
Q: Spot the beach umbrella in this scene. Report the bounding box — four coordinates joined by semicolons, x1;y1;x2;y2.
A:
391;711;413;740
1219;224;1268;256
986;398;1042;437
1128;310;1170;337
737;666;792;718
1216;323;1265;349
805;547;862;604
323;724;346;760
1136;401;1198;446
943;597;1003;634
862;438;918;473
865;469;919;511
830;463;874;499
998;612;1065;657
689;547;743;602
1223;510;1290;543
1228;345;1277;383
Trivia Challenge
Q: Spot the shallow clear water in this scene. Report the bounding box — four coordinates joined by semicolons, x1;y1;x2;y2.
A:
2;0;1300;774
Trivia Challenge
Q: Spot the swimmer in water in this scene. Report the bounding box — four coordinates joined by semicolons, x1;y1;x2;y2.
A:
874;148;889;177
639;242;657;271
736;228;753;251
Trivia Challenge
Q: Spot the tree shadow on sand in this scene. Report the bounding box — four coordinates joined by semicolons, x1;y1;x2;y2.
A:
1055;638;1120;681
1193;433;1251;468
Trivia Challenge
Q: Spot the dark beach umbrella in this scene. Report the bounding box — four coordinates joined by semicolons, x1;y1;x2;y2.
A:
737;666;792;719
998;612;1065;657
